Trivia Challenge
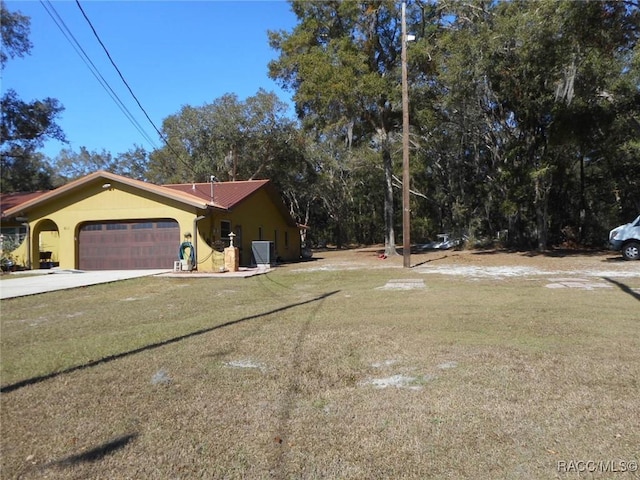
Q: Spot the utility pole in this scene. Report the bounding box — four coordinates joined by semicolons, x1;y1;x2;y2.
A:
401;2;411;268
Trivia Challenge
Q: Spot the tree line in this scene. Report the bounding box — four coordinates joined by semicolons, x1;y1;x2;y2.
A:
2;0;638;251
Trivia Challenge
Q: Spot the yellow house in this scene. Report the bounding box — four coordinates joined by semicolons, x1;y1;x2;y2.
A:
0;171;304;272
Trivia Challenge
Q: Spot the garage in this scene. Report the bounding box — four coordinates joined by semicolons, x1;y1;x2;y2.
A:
78;219;180;270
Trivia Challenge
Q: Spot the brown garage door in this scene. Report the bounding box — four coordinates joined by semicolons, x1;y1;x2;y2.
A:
79;220;180;270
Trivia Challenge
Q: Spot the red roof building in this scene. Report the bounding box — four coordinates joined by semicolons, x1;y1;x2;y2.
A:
1;171;303;271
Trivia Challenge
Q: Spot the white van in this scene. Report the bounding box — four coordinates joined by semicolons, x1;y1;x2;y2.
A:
609;214;640;260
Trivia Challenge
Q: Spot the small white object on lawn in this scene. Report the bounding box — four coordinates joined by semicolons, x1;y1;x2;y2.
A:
377;279;425;290
151;369;171;385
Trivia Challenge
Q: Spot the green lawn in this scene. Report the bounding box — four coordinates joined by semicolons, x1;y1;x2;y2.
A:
1;251;639;479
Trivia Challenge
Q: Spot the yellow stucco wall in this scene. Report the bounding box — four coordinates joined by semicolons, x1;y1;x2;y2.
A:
39;230;60;263
215;188;301;265
15;179;210;271
6;177;301;271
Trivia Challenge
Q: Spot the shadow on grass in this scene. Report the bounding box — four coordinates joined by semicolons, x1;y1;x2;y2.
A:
603;277;640;302
1;290;340;394
519;248;613;259
51;433;138;467
412;253;460;268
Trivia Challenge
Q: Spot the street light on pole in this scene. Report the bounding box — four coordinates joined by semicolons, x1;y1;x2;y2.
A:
401;2;413;268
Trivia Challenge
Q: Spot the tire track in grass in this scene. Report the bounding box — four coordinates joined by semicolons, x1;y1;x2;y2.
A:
1;291;340;394
270;286;331;477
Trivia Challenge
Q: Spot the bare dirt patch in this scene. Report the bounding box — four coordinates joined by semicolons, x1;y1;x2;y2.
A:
376;278;426;290
297;246;639;280
545;278;613;290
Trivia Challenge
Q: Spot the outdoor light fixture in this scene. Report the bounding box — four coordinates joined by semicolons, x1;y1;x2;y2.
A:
102;183;111;189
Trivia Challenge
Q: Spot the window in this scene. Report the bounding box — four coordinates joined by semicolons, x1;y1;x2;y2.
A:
0;226;27;249
157;221;177;228
132;222;153;229
220;220;231;247
220;220;231;239
82;224;103;231
106;223;127;230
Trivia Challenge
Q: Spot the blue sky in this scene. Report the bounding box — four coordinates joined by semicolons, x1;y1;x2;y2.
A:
2;1;297;159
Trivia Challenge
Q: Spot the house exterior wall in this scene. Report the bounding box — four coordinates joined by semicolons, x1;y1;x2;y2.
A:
4;176;301;271
221;188;301;265
15;180;208;271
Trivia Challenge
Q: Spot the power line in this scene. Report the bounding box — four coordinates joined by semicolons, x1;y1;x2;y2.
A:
74;0;194;176
40;0;159;151
74;1;163;148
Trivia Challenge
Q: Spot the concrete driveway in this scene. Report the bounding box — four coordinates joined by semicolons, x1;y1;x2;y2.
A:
0;269;169;299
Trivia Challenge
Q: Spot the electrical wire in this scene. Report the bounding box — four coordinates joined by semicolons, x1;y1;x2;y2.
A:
40;0;159;151
74;0;195;176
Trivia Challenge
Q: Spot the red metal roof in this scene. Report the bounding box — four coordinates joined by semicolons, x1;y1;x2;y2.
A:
1;173;297;227
163;180;270;210
2;171;211;218
0;191;48;217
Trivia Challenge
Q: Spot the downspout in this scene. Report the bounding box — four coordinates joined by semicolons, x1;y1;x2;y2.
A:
193;215;206;270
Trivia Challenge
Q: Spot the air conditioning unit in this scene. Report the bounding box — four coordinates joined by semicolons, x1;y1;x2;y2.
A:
251;241;275;267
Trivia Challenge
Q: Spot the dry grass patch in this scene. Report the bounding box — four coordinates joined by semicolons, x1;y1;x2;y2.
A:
1;251;639;479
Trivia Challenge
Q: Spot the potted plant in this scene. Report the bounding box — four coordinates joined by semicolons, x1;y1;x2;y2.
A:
1;254;15;272
1;235;19;272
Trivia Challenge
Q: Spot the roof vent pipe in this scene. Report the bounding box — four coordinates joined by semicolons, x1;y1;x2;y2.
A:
210;175;218;205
